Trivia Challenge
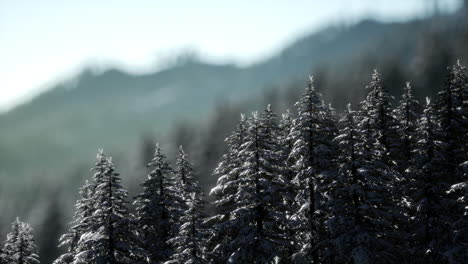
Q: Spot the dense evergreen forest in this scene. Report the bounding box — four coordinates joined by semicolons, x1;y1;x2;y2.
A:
1;61;466;264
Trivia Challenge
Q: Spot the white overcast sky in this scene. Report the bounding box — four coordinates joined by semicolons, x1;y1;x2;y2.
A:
0;0;462;111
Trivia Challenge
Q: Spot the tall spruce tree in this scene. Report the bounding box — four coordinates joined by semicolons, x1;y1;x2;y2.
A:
226;111;287;263
166;192;208;264
2;218;40;264
435;63;466;181
329;104;400;263
392;81;421;248
279;110;296;209
328;104;362;263
361;69;402;168
407;97;454;263
362;70;409;256
288;76;335;263
393;82;421;171
133;144;184;263
54;181;94;264
445;161;467;264
207;114;248;263
278;110;298;260
175;146;204;205
54;150;107;264
433;61;468;263
444;63;468;264
73;154;147;264
166;146;207;263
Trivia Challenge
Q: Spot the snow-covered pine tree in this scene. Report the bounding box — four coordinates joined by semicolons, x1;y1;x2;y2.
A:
392;81;421;248
166;191;208;264
435;62;467;182
73;154;147;264
278;109;298;260
207;114;248;263
445;161;468;263
279;110;296;209
444;63;468;264
393;82;421;171
2;218;40;264
433;61;468;263
55;150;110;264
329;104;400;263
288;76;335;263
54;150;108;264
361;69;402;169
407;97;453;263
226;111;287;263
166;146;207;263
53;180;95;264
360;70;409;257
133;143;184;263
175;146;204;206
328;104;361;263
259;105;292;262
1;219;19;264
436;61;468;162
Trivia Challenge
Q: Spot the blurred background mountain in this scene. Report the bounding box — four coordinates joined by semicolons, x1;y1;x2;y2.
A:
1;1;468;263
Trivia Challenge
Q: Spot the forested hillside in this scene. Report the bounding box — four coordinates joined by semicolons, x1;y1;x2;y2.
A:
1;61;466;263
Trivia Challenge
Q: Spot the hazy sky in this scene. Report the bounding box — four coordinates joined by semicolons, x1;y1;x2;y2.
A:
0;0;462;111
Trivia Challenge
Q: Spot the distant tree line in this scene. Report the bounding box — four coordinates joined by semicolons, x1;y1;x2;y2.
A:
1;61;466;264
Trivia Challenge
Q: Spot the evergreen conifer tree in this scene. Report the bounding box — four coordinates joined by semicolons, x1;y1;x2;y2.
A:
429;61;468;263
361;70;402;169
2;218;40;264
288;76;336;263
329;104;400;263
54;150;108;264
175;146;204;205
226;112;287;263
166;192;208;264
73;154;147;264
207;115;248;263
407;98;453;262
393;82;421;171
166;146;207;263
53;180;94;264
445;161;467;264
278;110;298;260
133;144;184;263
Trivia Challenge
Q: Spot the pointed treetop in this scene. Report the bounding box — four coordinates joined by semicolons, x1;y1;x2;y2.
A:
152;142;163;158
426;97;431;105
346;103;352;113
373;68;380;77
240;113;246;121
252;111;259;119
96;148;106;161
179;145;186;155
406;81;411;90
